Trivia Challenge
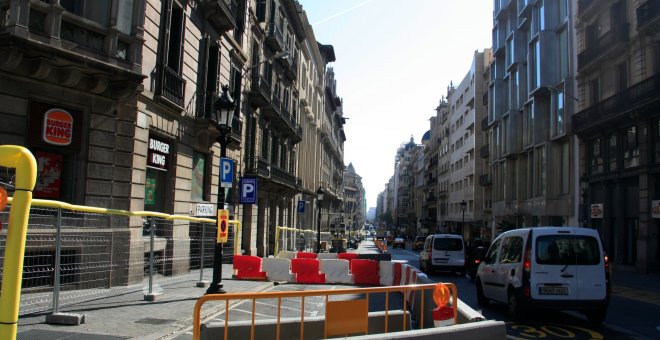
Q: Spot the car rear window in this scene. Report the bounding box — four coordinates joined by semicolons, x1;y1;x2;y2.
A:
433;237;463;251
535;235;601;265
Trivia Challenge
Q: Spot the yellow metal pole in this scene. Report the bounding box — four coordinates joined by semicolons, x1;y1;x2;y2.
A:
229;220;241;255
0;145;37;340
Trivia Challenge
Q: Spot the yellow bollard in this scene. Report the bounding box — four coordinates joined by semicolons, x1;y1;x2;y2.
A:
0;145;37;340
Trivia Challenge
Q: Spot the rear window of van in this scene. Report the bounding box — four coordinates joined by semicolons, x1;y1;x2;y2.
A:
433;238;463;251
535;235;600;265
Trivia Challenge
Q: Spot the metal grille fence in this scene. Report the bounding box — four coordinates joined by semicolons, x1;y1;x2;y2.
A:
0;199;237;317
275;226;332;254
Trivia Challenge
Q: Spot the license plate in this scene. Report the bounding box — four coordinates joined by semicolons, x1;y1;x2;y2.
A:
539;286;568;295
434;258;449;263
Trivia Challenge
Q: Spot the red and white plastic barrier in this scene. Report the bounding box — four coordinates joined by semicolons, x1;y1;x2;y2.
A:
320;259;353;284
291;258;325;284
262;257;295;282
233;255;267;280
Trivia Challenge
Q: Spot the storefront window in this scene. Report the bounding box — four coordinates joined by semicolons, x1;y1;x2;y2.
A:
590;138;603;174
624;126;639;168
191;151;207;201
145;135;171;213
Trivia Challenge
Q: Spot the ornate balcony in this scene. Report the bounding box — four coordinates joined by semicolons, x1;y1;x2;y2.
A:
578;24;629;71
201;0;238;33
248;158;297;193
155;64;186;108
637;1;660;34
573;73;660;135
480;144;490;158
248;73;271;108
265;22;284;52
479;174;492;186
188;91;242;148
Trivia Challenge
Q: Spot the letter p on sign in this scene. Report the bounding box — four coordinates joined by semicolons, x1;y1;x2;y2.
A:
220;158;234;188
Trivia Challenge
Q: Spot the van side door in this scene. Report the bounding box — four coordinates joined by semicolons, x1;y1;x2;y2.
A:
494;236;524;302
479;238;502;301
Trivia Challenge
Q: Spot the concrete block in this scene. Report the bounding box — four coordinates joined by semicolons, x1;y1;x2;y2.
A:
45;312;85;325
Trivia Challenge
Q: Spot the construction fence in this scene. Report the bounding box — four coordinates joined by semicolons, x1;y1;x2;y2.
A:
0;198;231;316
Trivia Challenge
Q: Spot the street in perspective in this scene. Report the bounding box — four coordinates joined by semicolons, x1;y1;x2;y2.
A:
1;0;660;339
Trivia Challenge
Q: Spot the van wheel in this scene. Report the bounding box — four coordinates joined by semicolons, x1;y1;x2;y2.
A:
507;290;524;321
584;308;607;324
476;280;489;306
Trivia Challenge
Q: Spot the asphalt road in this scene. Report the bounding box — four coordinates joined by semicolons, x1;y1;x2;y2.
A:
390;244;658;340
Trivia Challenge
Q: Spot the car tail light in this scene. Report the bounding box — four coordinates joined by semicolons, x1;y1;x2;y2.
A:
474;259;481;264
523;248;532;272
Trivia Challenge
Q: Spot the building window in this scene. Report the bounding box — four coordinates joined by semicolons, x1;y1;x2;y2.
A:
551;89;565;137
590;137;603;174
624;126;639;168
561;142;569;194
534;40;541;89
535;146;546;196
503;115;509;154
558;28;569;80
615;62;628;93
61;0;111;26
260;127;269;159
558;0;567;21
655;120;660;163
523;103;534;147
527;152;534;198
191;151;209;201
608;134;618;171
510;69;519;109
590;78;600;106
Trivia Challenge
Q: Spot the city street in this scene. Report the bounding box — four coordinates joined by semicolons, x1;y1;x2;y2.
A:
389;244;660;340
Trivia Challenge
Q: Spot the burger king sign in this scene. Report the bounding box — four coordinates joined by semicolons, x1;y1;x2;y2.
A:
43;109;74;146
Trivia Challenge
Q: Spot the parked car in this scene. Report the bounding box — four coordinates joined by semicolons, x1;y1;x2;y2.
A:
475;227;610;322
393;237;405;249
466;239;489;281
419;234;466;276
412;236;426;251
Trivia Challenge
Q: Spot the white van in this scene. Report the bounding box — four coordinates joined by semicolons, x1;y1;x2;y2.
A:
475;227;610;323
419;234;466;276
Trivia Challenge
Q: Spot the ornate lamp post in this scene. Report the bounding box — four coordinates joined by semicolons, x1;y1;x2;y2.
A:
206;85;235;295
460;200;467;237
316;187;325;253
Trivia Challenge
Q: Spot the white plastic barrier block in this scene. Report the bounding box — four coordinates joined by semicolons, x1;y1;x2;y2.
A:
277;250;296;260
319;259;354;284
317;253;338;260
400;264;411;286
263;257;295;282
379;261;394;286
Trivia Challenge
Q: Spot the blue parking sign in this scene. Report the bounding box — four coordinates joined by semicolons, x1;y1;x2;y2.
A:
297;200;305;214
240;177;257;204
220;158;233;188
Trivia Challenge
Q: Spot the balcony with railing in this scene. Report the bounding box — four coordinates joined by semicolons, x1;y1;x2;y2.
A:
480;144;490;158
573;72;660;134
187;90;243;147
637;1;660;33
201;0;238;33
578;24;629;71
155;64;186;108
265;22;285;52
271;165;297;190
578;0;597;16
479;174;492;186
248;72;271;108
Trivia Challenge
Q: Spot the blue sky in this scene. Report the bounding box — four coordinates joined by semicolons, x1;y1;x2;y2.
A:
297;1;494;208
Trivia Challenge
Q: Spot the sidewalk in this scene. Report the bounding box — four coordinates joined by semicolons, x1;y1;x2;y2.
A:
611;267;660;306
16;264;273;340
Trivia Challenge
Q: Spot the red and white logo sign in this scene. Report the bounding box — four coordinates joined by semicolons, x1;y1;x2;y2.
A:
43;109;73;146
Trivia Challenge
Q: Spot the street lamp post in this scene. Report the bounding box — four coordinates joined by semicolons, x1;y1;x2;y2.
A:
460;200;467;237
206;85;235;295
316;187;325;253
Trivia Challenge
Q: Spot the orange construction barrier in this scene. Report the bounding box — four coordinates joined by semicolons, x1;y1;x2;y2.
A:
291;258;325;283
296;251;318;259
233;255;267;280
350;259;380;285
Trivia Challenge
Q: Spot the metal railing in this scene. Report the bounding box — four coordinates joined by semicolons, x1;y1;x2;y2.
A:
274;226;332;255
193;283;458;340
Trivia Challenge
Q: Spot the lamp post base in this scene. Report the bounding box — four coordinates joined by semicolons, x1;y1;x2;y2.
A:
205;283;226;295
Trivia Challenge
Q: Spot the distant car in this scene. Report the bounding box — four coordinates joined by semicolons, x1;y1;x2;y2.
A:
386;235;394;246
412;236;426;251
393;237;405;249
